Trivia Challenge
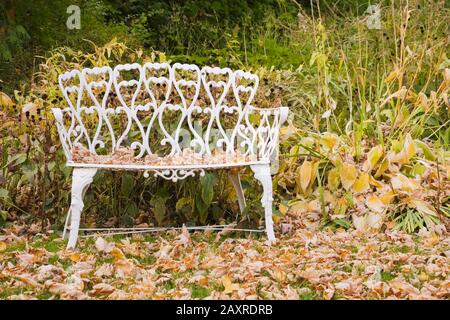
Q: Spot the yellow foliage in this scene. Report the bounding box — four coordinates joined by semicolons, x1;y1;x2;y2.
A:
352;173;370;193
0;92;13;108
379;191;396;205
391;174;421;192
363;145;384;172
340;163;358;190
368;175;383;188
327;168;340;190
388;133;416;165
299;160;313;193
320;132;340;151
405;198;437;217
366;195;385;213
374;158;389;178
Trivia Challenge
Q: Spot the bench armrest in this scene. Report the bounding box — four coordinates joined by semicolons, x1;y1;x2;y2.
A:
245;106;289;167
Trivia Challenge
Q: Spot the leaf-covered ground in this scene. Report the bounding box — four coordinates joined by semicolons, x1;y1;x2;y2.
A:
0;221;449;300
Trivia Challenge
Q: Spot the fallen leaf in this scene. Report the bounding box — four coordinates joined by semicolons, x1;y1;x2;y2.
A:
323;285;335;300
379;191;396;205
352;214;368;232
327;168;340;190
68;252;82;262
94;263;114;278
222;275;239;294
176;224;191;246
353;173;370;193
388;134;416;165
366;195;385;213
16;253;36;267
0;92;13;107
111;247;126;261
367;211;384;229
299;160;313;193
95;237;115;253
391;174;420;192
363;145;384;172
114;259;135;278
405;198;437;217
91;283;116;295
340;163;358;190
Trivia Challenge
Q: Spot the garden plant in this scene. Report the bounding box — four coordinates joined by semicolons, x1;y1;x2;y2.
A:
0;0;449;300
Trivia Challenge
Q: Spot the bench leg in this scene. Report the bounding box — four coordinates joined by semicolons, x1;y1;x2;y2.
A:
228;169;246;214
250;164;276;243
66;168;97;250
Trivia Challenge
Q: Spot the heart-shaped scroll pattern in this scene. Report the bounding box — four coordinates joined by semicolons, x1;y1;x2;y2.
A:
142;62;175;156
81;66;115;153
231;70;259;158
58;69;91;152
256;109;276;159
200;66;234;155
56;63;277;165
113;63;148;157
172;63;204;156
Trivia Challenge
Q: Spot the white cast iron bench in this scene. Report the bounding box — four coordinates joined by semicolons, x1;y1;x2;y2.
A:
52;62;288;249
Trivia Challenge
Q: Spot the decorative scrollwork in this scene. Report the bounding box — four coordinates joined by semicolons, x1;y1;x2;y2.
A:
52;62;289;181
144;169;206;182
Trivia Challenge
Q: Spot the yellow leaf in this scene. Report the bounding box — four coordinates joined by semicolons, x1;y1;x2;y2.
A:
320;132;339;150
335;197;348;215
299;160;312;193
328;168;340;190
307;200;320;212
368;175;383;188
418;272;429;282
309;161;320;188
384;69;399;83
0;241;7;252
391;174;421;192
374;158;389;178
111;247;126;261
0;91;13;108
340;163;358;190
0;120;15;130
379;191;396;205
366;194;385;213
405;134;416;162
352;173;370;193
69;252;82;262
389;134;416;165
289;201;308;215
424;233;440;247
222;275;239;294
279;204;288;215
406;198;437;217
417;92;428;108
294;166;302;194
363;145;384;172
273;214;281;224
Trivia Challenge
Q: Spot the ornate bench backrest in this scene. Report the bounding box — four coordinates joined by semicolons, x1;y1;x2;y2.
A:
53;63;287;165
